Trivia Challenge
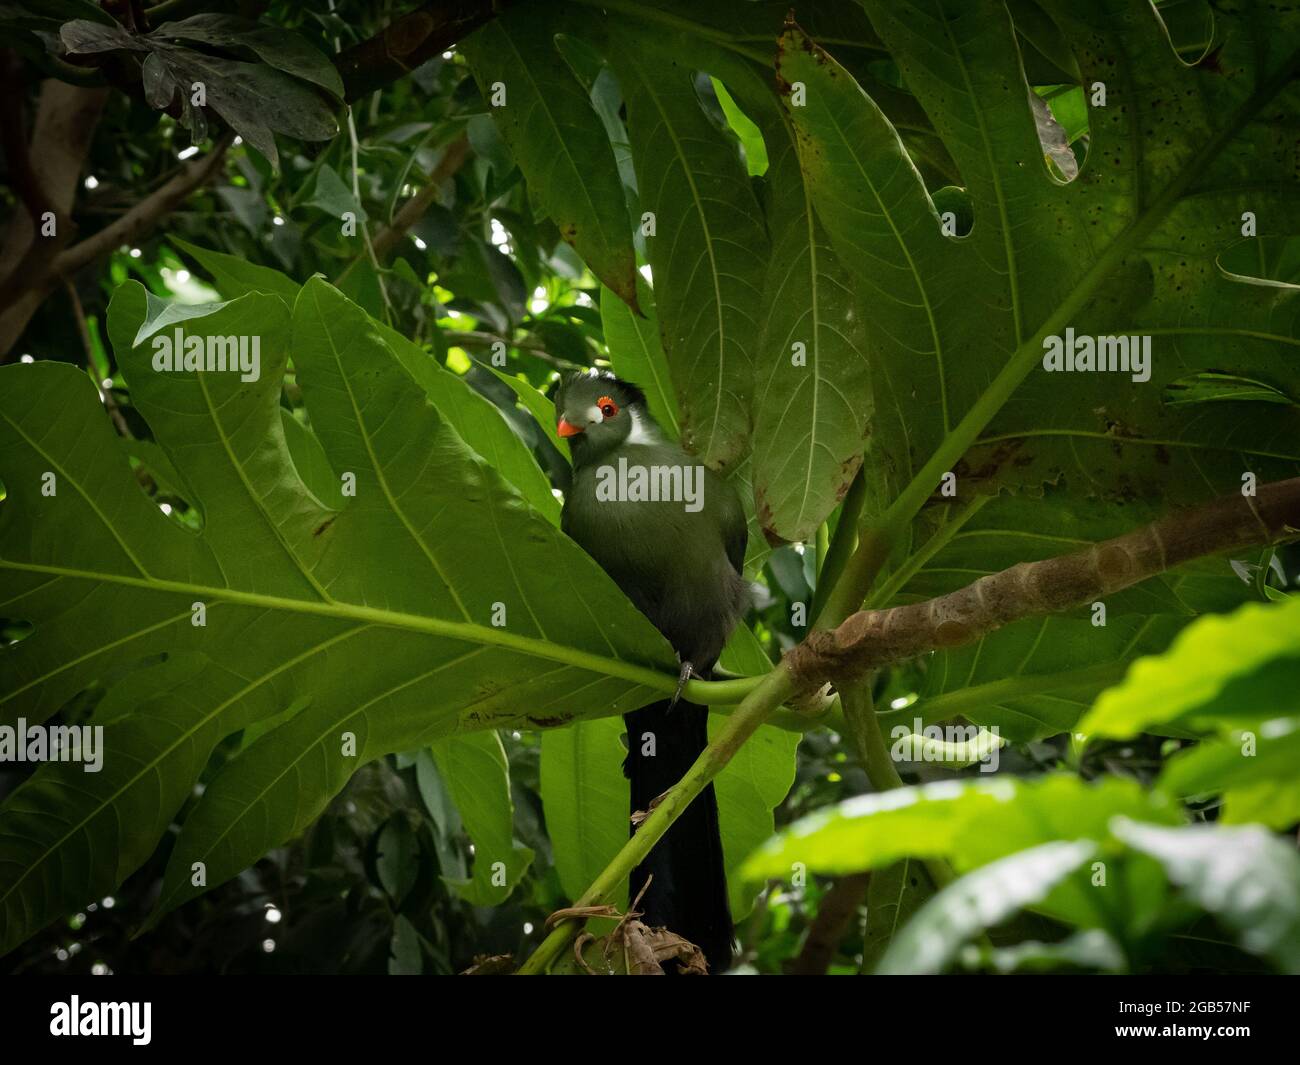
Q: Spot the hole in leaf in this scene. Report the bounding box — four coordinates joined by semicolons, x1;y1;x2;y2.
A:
1216;236;1300;291
122;438;204;532
1033;84;1088;181
932;185;974;238
694;73;769;178
1163;372;1297;409
1152;0;1217;66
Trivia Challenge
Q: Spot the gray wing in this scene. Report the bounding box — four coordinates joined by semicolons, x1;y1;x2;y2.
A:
713;469;748;577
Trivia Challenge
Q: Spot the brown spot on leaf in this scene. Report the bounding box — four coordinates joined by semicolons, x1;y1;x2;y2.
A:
527;713;575;729
952;437;1026;485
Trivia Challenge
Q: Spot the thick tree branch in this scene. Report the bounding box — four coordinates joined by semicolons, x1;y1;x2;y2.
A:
337;0;515;102
52;132;232;279
1;52;57;225
0;80;109;357
787;478;1300;692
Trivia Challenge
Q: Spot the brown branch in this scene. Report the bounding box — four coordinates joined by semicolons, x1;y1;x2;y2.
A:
786;477;1300;692
789;873;870;976
51;132;232;279
1;51;57;224
337;0;516;102
0;80;110;357
0;127;227;360
368;133;470;263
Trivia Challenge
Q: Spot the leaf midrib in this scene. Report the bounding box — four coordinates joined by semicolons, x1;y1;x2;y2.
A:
808;62;949;433
0;558;677;694
491;22;606;241
624;56;730;454
310;284;473;621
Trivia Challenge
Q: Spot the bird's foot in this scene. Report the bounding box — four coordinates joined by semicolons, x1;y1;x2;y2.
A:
670;659;701;709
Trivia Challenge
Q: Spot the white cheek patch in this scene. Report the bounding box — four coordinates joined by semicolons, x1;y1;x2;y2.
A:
585;404;605;425
625;407;655;444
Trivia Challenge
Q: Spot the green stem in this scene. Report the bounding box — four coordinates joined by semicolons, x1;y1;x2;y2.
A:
810;467;867;624
840;682;902;791
517;665;796;973
0;560;761;707
813;523;896;631
840;681;953;890
866;493;989;609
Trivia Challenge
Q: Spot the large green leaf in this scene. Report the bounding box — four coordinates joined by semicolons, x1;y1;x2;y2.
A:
1113;818;1300;973
461;5;639;309
875;840;1097;975
0;278;680;952
171;239;560;522
751;110;872;544
776;8;1069;504
428;730;534;905
607;28;769;470
741;774;1180;929
778;4;1300;537
1081;596;1300;738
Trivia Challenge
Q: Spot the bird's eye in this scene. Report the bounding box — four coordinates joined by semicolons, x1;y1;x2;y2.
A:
597;395;619;418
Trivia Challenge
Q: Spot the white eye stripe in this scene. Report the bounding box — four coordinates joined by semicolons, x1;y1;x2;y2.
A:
585;404;605;424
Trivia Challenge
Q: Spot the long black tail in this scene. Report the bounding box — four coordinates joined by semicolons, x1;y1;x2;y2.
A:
623;698;733;972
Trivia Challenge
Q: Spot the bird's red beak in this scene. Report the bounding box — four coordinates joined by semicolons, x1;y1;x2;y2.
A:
557;418;583;438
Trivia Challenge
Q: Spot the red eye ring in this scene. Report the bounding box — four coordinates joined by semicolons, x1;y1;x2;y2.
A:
597;395;619;418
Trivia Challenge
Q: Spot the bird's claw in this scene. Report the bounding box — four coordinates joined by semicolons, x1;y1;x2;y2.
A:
670;659;700;708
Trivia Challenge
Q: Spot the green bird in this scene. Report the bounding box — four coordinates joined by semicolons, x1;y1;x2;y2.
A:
556;370;748;973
